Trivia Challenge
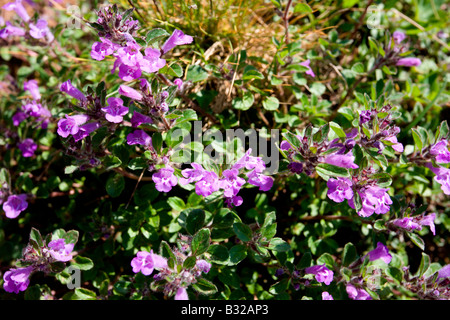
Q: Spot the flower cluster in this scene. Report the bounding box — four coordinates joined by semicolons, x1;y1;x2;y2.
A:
3;228;77;294
1;0;54;43
90;5;192;82
178;148;274;207
131;240;212;300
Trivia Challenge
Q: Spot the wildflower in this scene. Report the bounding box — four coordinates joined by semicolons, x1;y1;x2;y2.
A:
396;57;421;67
2;194;28;219
179;163;206;185
322;292;334;300
140;48;166;74
57;114;89;138
18;138;37;157
174;287;189;300
437;265;450;280
392;213;436;235
426;163;450;195
233;149;266;173
152;167;178;193
101;97;129;123
246;170;274;192
430;140;450;163
365;242;392;264
91;37;116;61
346;284;372;300
3;266;34;294
126;130;152;148
219;169;246;197
195;171;220;197
161;29;193;54
115;42;143;67
131;250;167;276
118;84;143;101
29;19;54;42
60;80;87;102
383;135;404;153
356;185;393;217
130;111;153;127
196;260;211;274
299;59;315;77
327;177;353;203
23;80;41;100
0;21;26;38
47;239;74;262
72;122;101;142
392;31;406;44
174;78;183;90
323;153;359;169
304;264;334;285
2;0;30;22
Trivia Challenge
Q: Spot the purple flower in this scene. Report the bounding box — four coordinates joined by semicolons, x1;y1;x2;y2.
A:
115;42;143;67
131;250;167;276
346;284;372;300
161;29;194;54
327;177;353;203
304;264;334;285
225;195;243;207
47;238;74;262
2;0;30;22
323;153;359;169
174;78;183;90
119;84;143;101
196;260;211;274
437;265;450;280
126;130;152;148
18;138;37;157
396;57;421;67
60;80;87;102
12;111;28;126
365;242;392;264
426;163;450;195
175;287;189;300
130;111;153;127
152;167;178;193
23;79;40;100
430;140;450;163
0;21;26;38
140;48;166;74
2;194;28;219
392;31;406;44
219;168;246;198
383;135;404;153
57;114;89;138
322;292;334;300
233;149;266;173
246;170;274;192
195;171;220;197
359;110;372;124
288;162;303;174
179;163;206;185
299;59;315;77
91;38;116;61
117;63;142;81
101;97;129;123
392;213;437;236
29;19;54;42
3;266;34;294
73;122;101;142
350;185;393;217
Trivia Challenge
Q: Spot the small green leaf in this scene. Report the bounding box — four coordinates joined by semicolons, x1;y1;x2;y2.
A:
233;222;253;242
232;91;254;111
267;237;290;252
342;243;358;266
185;209;206;235
186;65;209;82
105;174;125;198
146;28;170;44
183;256;197;269
191;228;210;255
407;232;425;251
262;96;280;111
228;245;247;265
293;3;313;13
417;252;431;278
191;278;218;295
71;256;94;270
207;244;229;264
316;163;350;178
